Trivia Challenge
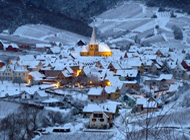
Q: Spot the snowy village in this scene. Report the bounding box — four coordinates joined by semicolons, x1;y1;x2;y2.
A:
0;1;190;140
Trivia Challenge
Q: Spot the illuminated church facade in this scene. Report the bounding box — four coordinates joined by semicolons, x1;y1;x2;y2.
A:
80;27;112;57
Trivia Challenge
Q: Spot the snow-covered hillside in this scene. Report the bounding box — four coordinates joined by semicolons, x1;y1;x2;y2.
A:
93;1;190;49
13;24;89;45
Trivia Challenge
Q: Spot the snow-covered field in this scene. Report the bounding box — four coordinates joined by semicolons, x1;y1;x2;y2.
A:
93;1;190;49
0;101;20;119
13;24;89;45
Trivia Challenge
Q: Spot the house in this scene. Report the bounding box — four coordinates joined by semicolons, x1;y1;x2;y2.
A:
107;62;121;73
144;74;174;89
184;71;190;80
158;74;174;86
5;44;22;52
150;63;162;72
41;66;62;80
173;64;186;78
181;60;190;71
28;61;44;72
0;64;29;83
0;60;5;69
48;47;61;54
122;81;140;92
77;40;86;46
89;111;111;129
56;70;73;84
122;94;136;107
155;49;165;57
18;44;30;49
116;69;140;82
95;61;108;69
78;67;107;86
20;91;33;100
83;102;119;119
105;86;120;100
33;91;49;102
36;44;52;51
88;87;108;101
28;71;45;85
136;97;158;112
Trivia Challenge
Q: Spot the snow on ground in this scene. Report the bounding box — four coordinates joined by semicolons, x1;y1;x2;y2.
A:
0;101;20;119
45;107;71;114
92;1;190;48
0;81;52;97
52;89;88;101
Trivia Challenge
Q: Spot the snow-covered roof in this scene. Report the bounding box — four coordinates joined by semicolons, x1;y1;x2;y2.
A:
81;45;89;52
42;98;60;103
36;43;52;48
35;90;48;97
98;44;111;52
4;43;19;49
105;86;118;94
136;98;157;108
81;43;111;53
116;69;138;77
18;55;35;61
28;71;45;80
158;74;173;80
83;101;120;114
62;70;72;77
88;87;104;96
50;47;61;54
167;84;179;93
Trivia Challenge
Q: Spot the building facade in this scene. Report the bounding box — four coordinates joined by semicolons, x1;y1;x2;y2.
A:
0;64;28;83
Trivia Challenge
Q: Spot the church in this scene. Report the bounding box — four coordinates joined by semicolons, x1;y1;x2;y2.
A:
80;27;112;57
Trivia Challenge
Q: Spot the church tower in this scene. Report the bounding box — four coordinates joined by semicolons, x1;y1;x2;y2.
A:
89;27;99;56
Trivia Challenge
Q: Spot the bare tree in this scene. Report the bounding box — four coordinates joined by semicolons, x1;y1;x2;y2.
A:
114;101;189;140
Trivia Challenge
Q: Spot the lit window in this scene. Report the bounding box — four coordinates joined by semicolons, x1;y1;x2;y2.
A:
92;118;96;122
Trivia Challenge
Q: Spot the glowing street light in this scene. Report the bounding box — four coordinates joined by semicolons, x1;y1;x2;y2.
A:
107;81;111;86
56;81;60;88
28;79;31;85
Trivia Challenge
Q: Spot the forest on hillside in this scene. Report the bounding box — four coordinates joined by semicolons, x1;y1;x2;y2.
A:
0;0;121;35
0;0;190;35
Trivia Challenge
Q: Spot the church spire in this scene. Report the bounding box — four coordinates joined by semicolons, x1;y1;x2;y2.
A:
90;26;98;45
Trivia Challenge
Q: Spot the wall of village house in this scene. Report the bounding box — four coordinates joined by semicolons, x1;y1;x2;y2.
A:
44;70;60;77
21;92;32;100
89;113;108;128
13;71;28;83
173;67;185;78
150;64;158;72
0;67;28;83
88;94;108;101
125;83;140;91
108;91;120;100
184;72;190;80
